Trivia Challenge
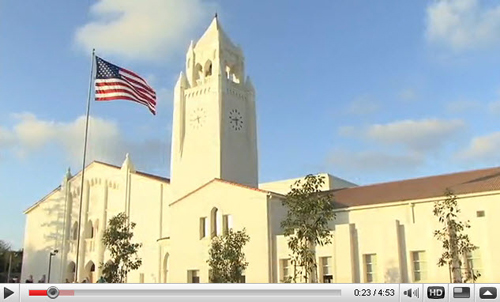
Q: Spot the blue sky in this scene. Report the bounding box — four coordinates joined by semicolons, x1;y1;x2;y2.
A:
2;0;500;248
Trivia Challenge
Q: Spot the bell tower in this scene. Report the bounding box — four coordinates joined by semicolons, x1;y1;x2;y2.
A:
170;16;258;201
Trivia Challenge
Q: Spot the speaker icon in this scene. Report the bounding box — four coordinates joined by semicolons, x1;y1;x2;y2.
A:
404;288;420;298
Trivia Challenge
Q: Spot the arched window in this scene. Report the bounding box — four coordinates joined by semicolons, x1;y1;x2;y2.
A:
204;60;212;77
66;261;76;283
224;64;240;83
85;261;96;283
210;207;220;238
194;63;203;82
86;220;94;239
94;219;99;237
231;64;241;83
163;253;169;283
223;214;233;235
72;222;78;240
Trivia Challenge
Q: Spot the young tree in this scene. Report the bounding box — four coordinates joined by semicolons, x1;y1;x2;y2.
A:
433;189;479;283
0;240;11;275
280;174;335;283
0;240;10;253
101;213;142;283
207;228;250;283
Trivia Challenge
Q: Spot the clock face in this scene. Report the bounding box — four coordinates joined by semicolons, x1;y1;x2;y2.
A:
229;109;243;131
190;107;207;129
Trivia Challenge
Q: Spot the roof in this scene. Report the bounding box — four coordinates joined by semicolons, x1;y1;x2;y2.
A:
24;185;62;214
27;160;500;213
327;166;500;208
170;178;280;206
195;15;235;49
94;161;170;183
25;161;170;213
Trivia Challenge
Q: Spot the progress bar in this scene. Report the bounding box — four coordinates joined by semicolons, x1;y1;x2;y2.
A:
30;289;341;297
18;283;402;302
29;290;75;296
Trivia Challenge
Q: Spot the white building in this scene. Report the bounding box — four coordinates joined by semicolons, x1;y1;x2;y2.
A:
21;17;500;284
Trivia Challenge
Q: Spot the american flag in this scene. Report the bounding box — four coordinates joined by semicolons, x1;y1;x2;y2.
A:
95;56;157;115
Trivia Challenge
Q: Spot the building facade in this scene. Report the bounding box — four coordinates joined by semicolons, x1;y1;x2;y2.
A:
21;17;500;284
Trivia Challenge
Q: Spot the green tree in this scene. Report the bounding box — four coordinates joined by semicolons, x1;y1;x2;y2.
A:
0;241;21;283
433;189;479;283
0;240;11;274
101;213;142;283
280;174;335;283
0;240;10;253
207;228;250;283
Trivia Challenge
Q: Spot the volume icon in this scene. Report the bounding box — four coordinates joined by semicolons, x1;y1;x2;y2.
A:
404;288;420;298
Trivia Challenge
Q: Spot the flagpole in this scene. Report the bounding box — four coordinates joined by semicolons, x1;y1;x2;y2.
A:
75;48;95;283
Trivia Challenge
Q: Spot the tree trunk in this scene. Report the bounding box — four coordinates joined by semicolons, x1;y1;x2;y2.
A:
293;261;297;283
447;217;462;283
307;243;317;283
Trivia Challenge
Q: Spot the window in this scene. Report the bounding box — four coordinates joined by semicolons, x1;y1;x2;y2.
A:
204;60;212;77
222;215;233;235
205;218;209;237
280;259;291;282
72;222;78;240
320;257;333;283
85;220;94;239
194;64;203;81
210;208;220;238
163;253;169;283
223;215;228;235
411;251;427;282
476;210;485;217
240;270;246;283
94;219;99;237
188;270;200;283
200;217;207;239
364;254;377;283
465;249;482;279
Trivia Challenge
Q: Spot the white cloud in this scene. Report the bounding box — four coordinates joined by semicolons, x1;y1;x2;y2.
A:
398;88;417;102
457;131;500;163
366;119;465;152
329;119;465;177
328;149;424;173
445;99;480;113
74;0;215;62
341;119;465;154
0;113;169;170
346;94;379;115
337;126;358;137
488;100;500;115
0;126;14;146
426;0;500;51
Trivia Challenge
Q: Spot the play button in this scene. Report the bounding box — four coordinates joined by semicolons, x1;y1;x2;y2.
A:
3;287;14;299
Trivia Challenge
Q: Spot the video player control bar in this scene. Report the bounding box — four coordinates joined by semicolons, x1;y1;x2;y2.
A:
0;283;498;302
